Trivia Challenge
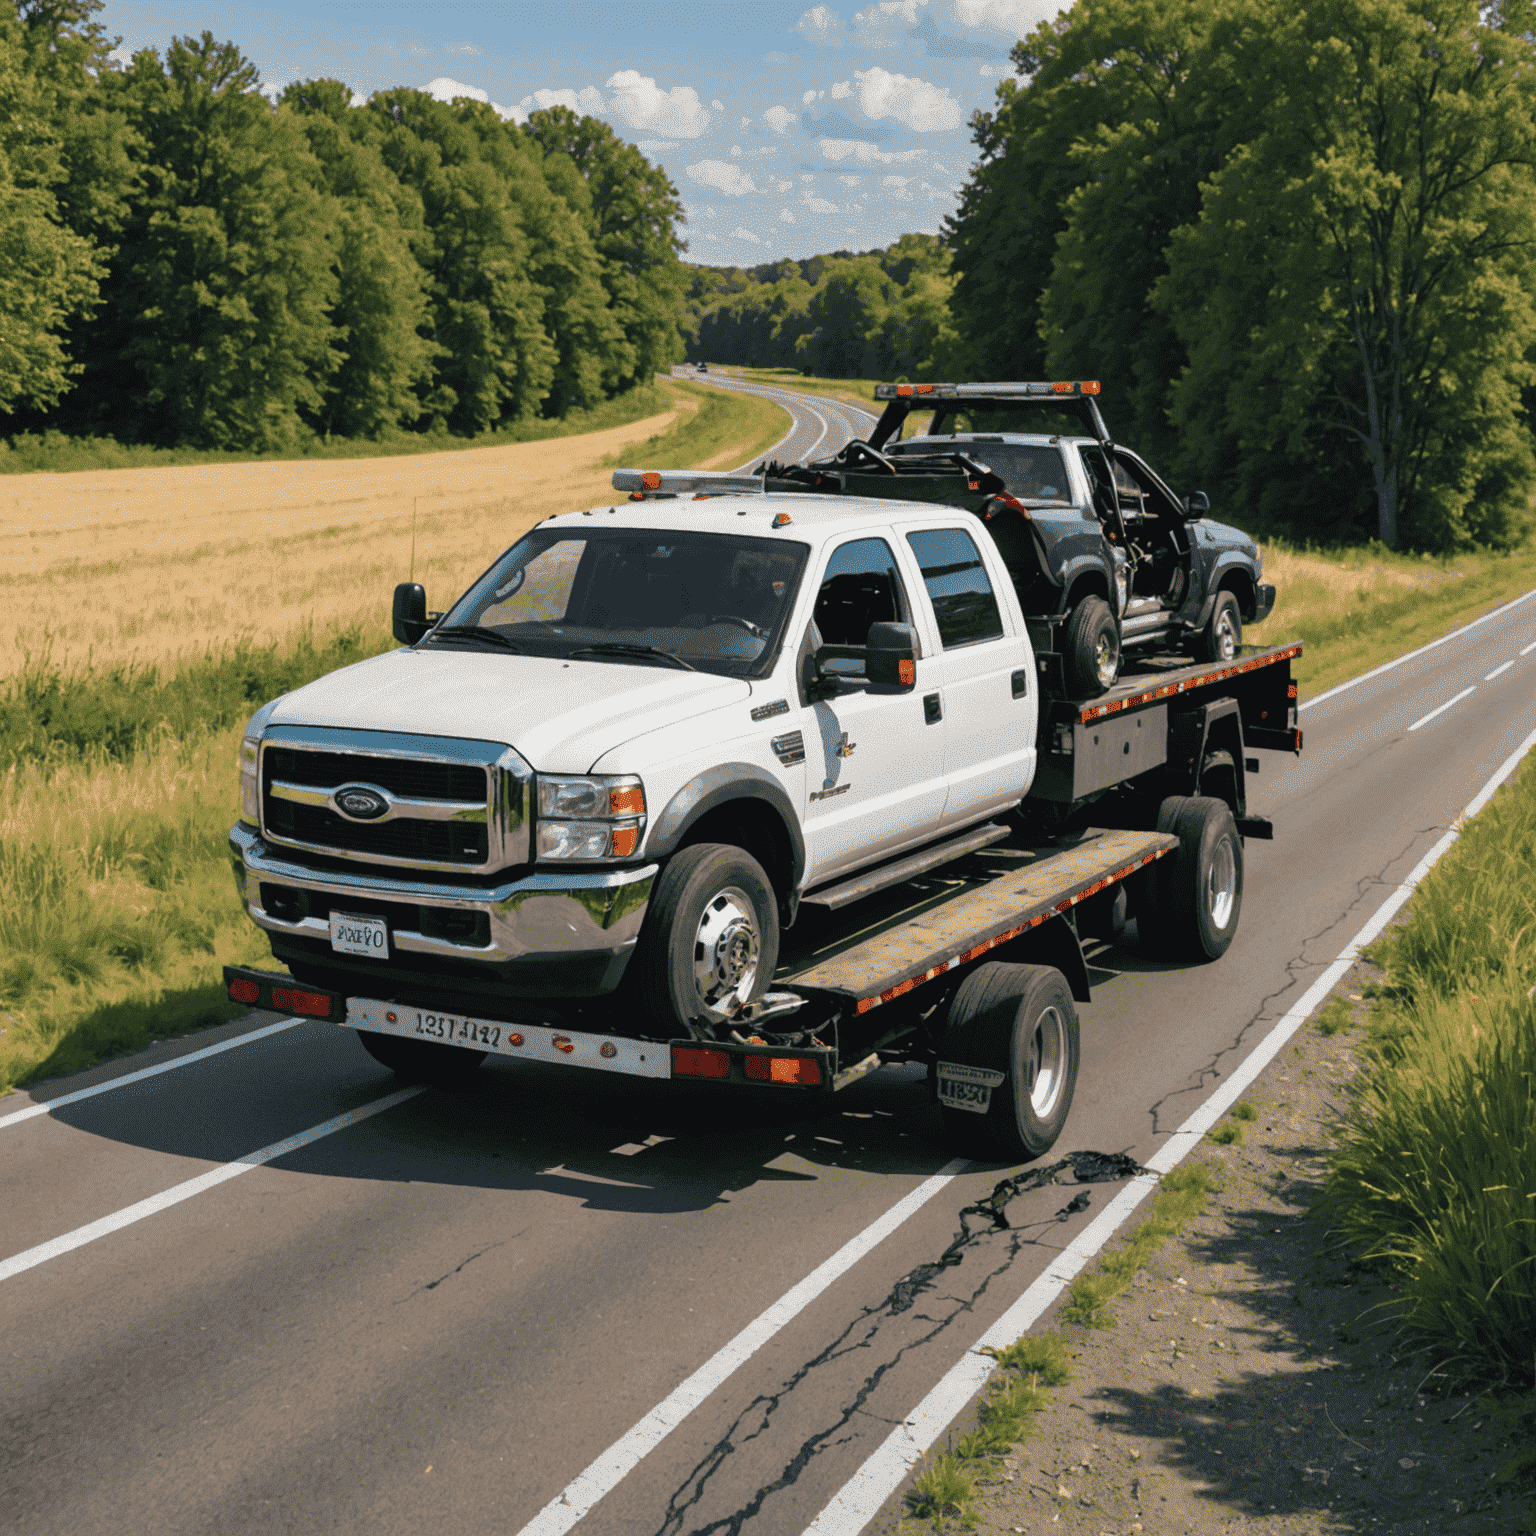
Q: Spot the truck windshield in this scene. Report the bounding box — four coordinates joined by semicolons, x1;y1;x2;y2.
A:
438;527;809;678
890;441;1072;503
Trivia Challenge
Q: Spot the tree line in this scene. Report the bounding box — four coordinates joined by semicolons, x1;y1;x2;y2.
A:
694;0;1536;552
0;0;688;451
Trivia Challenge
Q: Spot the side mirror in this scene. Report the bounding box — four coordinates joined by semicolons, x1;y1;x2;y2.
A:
803;647;840;701
393;582;431;644
865;621;917;690
1185;490;1210;517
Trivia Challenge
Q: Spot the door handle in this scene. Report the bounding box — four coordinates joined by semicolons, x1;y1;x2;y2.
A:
1011;668;1029;699
924;693;942;724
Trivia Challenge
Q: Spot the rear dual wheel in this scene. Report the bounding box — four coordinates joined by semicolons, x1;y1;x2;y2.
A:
938;962;1079;1162
1139;795;1243;960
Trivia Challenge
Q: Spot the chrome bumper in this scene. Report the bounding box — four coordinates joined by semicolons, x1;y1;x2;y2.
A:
228;823;656;992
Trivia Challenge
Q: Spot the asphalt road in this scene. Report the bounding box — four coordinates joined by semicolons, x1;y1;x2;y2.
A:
665;365;881;469
5;406;1536;1533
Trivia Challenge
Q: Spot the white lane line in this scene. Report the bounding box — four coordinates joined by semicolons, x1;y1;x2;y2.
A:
804;725;1536;1536
0;1087;424;1283
1486;661;1515;681
1522;639;1536;657
1408;685;1476;732
513;1157;969;1536
0;1019;304;1130
1301;586;1536;712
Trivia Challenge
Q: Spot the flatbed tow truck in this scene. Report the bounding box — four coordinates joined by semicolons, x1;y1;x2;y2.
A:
222;383;1302;1160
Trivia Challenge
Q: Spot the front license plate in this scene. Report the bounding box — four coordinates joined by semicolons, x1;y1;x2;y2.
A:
937;1061;1005;1116
329;910;389;958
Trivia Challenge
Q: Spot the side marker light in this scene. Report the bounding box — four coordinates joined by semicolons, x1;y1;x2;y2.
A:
641;470;661;489
773;511;793;526
229;978;259;1005
898;659;915;685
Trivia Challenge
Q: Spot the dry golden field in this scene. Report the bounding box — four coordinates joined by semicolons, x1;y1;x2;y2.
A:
0;379;780;681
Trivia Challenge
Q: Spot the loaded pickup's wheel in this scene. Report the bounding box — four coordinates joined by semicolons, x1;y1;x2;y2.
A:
356;1030;486;1085
1062;595;1120;696
936;962;1079;1162
1145;795;1243;960
1194;590;1242;663
633;843;779;1039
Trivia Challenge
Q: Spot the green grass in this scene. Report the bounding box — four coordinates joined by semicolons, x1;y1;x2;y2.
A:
1060;1163;1221;1326
1315;998;1353;1036
0;380;677;475
1325;746;1536;1391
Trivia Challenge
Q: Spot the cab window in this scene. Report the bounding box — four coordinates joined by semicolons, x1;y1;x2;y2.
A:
813;537;911;675
906;528;1005;648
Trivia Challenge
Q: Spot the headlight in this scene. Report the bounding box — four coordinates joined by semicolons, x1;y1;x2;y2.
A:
239;736;260;826
535;774;646;861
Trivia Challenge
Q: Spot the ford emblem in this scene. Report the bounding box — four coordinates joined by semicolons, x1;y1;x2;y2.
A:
335;784;390;821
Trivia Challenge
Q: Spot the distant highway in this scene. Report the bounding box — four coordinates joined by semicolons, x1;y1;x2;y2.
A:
666;364;880;468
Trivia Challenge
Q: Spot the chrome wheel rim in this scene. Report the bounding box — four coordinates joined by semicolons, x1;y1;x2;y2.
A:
1207;837;1237;929
1094;629;1119;689
1028;1006;1067;1119
693;887;760;1013
1214;609;1239;660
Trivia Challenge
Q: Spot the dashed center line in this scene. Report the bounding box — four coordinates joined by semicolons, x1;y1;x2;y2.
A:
1522;639;1536;657
1485;661;1515;681
1408;685;1476;732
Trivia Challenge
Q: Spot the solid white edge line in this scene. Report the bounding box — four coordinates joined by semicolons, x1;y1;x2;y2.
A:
803;723;1536;1536
1485;661;1515;681
1300;586;1536;712
0;1018;305;1130
1408;685;1476;732
512;1157;970;1536
0;1086;425;1283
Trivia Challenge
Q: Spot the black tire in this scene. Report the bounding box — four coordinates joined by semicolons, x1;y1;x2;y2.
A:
632;843;779;1040
1062;596;1120;696
355;1029;486;1085
937;962;1079;1162
1200;748;1239;815
1152;794;1243;960
1194;591;1242;663
1136;794;1190;955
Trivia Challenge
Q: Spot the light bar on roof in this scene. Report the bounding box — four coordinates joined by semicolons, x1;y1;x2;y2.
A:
611;469;767;497
874;380;1101;399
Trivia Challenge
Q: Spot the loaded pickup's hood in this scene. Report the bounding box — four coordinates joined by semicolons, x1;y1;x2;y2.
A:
267;649;750;771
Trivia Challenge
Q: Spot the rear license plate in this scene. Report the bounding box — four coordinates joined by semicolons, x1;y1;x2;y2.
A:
936;1061;1005;1115
330;910;389;958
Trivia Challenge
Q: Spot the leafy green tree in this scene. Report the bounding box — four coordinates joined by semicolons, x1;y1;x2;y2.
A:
523;107;689;390
1160;0;1536;548
794;257;897;377
69;33;337;448
282;78;436;439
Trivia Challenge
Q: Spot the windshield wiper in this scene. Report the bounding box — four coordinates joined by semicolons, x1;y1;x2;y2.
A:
423;625;525;653
568;642;696;672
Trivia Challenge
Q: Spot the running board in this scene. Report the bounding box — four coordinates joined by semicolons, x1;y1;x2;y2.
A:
801;823;1011;911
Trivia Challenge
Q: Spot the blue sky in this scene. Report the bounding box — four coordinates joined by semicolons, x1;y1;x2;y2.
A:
97;0;1064;267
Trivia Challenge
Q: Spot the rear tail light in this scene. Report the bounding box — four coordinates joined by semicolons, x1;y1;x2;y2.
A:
672;1046;730;1079
271;985;334;1019
743;1055;823;1086
228;978;260;1005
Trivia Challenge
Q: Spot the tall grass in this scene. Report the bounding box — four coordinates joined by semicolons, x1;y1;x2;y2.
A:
1326;751;1536;1388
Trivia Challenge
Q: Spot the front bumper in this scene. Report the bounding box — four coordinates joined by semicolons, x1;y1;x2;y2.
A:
1251;582;1276;624
228;823;657;998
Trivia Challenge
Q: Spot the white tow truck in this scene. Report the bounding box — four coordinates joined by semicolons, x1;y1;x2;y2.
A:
225;385;1303;1160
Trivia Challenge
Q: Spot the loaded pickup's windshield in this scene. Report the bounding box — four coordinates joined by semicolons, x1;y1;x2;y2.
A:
435;527;809;678
889;440;1074;503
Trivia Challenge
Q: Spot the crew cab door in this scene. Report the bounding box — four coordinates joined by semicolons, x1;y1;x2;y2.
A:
902;523;1036;830
795;534;947;888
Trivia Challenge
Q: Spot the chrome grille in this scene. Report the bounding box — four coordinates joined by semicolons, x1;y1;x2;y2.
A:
259;726;531;874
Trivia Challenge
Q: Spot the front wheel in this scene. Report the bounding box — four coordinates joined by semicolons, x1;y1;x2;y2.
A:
937;962;1079;1162
1062;596;1120;696
1194;591;1242;663
632;843;780;1039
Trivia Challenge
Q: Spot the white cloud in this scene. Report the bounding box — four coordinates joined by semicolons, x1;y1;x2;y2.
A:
444;41;480;55
838;174;862;186
349;90;367;107
425;77;518;121
605;70;712;137
731;145;779;159
796;5;845;45
686;159;758;196
259;79;286;104
978;64;1002;76
107;43;131;67
853;0;924;47
410;42;431;57
801;188;838;214
831;79;853;99
732;227;762;243
952;0;1057;32
818;137;925;164
800;173;818;182
769;175;794;192
781;207;797;224
712;98;725;110
763;104;796;135
636;139;680;156
883;173;910;184
884;173;913;200
853;66;962;131
518;85;607;117
801;88;822;106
